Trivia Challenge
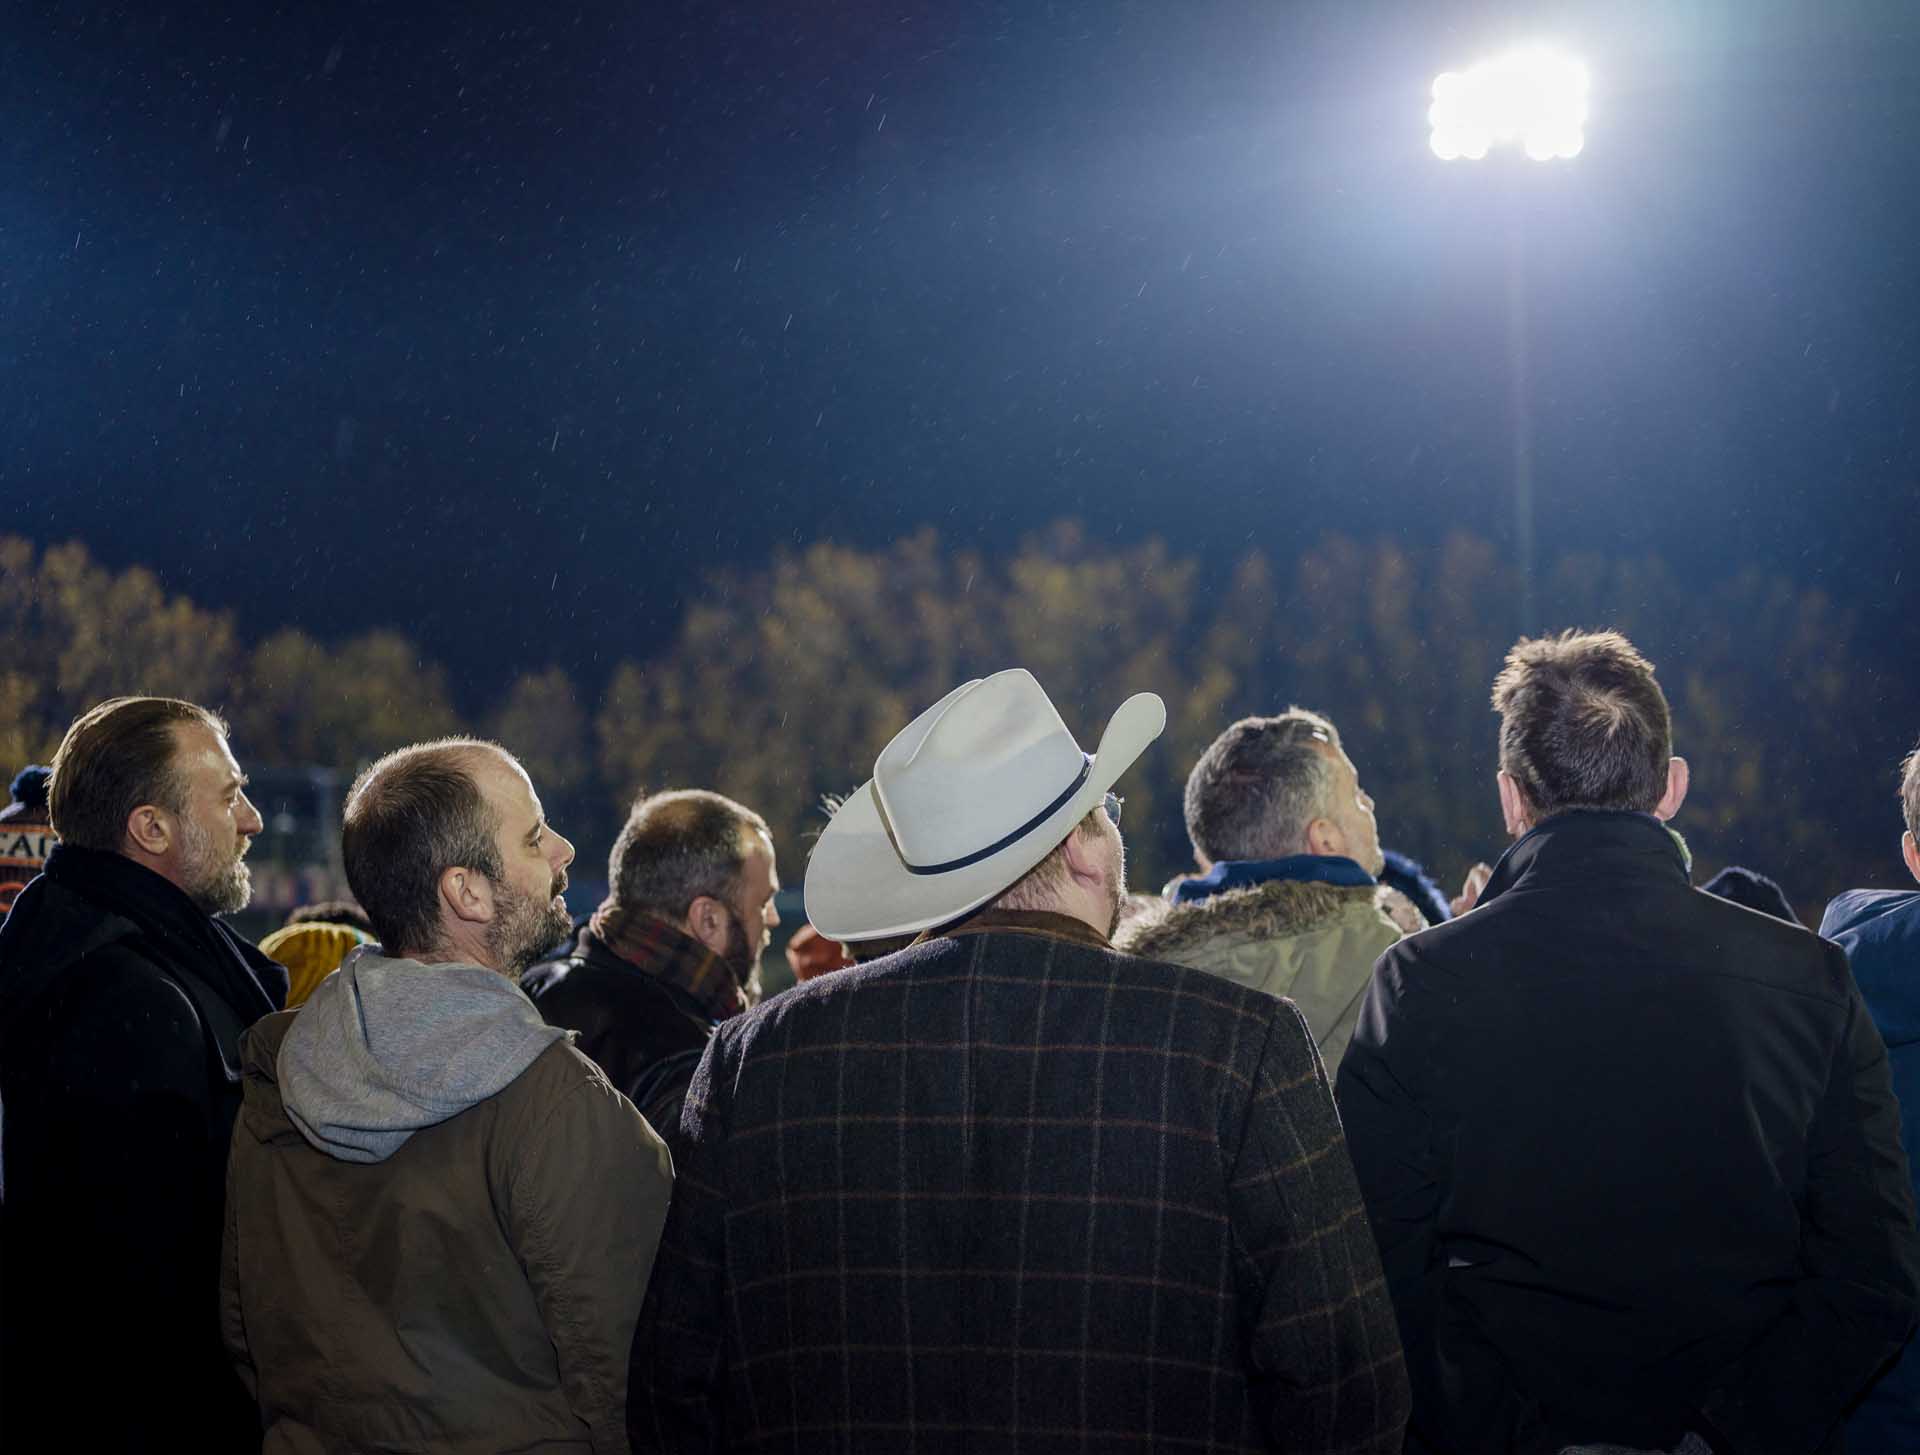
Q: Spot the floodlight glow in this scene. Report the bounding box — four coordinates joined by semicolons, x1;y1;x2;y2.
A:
1429;48;1588;161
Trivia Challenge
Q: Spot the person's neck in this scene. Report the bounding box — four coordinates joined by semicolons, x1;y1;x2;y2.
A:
404;933;506;975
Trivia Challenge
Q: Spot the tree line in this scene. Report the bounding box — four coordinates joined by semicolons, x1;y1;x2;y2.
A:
2;526;1903;916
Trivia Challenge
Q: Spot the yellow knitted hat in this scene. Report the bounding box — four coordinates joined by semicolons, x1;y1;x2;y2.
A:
259;921;369;1009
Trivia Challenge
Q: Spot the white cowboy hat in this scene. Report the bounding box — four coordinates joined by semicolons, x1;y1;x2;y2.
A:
805;669;1166;941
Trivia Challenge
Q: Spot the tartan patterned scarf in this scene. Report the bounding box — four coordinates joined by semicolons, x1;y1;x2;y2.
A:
586;902;749;1023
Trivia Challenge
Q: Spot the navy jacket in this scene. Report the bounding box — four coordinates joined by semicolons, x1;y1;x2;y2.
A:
1823;887;1920;1452
1338;811;1920;1455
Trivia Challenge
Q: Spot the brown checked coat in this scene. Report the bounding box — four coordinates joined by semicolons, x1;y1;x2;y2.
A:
628;909;1408;1454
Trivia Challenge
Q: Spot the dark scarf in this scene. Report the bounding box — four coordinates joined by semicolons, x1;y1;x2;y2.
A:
0;843;286;1071
1171;854;1375;906
586;902;748;1023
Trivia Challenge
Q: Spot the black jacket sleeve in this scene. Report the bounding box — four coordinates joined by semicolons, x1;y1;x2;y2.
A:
1699;970;1920;1452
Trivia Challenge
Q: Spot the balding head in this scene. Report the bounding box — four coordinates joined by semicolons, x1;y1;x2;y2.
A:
342;738;511;957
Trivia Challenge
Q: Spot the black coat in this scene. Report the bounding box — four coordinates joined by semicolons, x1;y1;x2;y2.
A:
0;844;285;1454
630;909;1410;1454
1336;811;1920;1455
522;929;713;1140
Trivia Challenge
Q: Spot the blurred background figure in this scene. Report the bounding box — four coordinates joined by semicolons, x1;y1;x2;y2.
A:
1702;865;1802;925
259;906;374;1010
1820;739;1920;1455
782;922;851;982
0;766;55;918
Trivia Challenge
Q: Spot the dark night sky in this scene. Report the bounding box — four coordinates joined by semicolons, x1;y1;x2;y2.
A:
4;0;1918;705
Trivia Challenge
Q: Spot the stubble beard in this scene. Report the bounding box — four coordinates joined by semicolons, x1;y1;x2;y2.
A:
180;814;251;917
487;875;573;982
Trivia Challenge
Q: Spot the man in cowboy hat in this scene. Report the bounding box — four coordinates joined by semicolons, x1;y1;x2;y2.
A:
629;669;1409;1453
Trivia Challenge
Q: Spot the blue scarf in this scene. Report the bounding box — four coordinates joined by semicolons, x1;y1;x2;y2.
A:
1171;854;1375;905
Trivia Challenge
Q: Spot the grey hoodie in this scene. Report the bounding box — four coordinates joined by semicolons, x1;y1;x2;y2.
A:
278;944;568;1164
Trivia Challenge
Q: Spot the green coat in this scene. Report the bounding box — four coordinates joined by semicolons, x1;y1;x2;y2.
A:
222;1009;672;1455
1119;878;1401;1069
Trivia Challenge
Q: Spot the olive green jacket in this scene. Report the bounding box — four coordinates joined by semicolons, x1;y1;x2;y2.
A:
1119;878;1401;1069
221;1009;672;1455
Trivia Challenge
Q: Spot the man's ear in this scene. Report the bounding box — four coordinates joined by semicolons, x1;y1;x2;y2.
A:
439;865;495;927
685;895;732;956
1653;756;1690;822
122;804;174;860
1496;771;1533;838
1303;816;1342;858
1902;830;1920;888
1060;822;1107;889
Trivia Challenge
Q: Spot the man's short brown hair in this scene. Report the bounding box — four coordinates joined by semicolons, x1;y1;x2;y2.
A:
1490;630;1672;818
608;789;770;921
342;739;506;956
1900;740;1920;843
47;696;228;852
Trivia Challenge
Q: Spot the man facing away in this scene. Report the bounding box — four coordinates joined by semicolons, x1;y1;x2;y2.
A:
1337;630;1920;1454
525;788;778;1143
1119;708;1401;1068
630;668;1409;1453
1820;738;1920;1452
0;697;285;1454
221;739;673;1454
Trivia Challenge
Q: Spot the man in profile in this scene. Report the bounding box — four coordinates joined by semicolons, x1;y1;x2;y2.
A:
222;738;673;1453
1338;630;1920;1454
1121;708;1400;1068
632;668;1408;1452
525;787;779;1141
1820;738;1920;1453
0;697;285;1453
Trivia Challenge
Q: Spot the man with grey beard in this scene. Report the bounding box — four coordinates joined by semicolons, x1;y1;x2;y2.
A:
220;738;673;1455
0;697;288;1453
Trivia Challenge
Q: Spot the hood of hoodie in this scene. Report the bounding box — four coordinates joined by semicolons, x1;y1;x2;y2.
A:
277;944;568;1164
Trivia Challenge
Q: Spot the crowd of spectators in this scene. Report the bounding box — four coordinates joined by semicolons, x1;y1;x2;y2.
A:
3;628;1919;1453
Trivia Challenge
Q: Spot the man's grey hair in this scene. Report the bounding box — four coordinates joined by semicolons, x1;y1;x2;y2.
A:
1183;709;1341;866
1901;739;1920;844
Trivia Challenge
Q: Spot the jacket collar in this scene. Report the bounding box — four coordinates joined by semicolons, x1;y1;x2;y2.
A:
1477;810;1690;908
1172;854;1374;905
939;907;1113;952
43;843;284;1013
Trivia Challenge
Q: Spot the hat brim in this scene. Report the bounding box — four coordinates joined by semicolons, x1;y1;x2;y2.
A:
804;691;1167;941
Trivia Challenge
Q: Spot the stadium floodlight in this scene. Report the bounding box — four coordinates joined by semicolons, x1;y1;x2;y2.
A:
1429;48;1588;161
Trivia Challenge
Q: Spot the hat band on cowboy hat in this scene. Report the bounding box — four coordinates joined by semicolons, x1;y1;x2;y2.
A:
902;754;1091;876
804;669;1166;942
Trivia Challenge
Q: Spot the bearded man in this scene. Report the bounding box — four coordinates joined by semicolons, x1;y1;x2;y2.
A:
220;738;672;1454
525;788;780;1146
0;696;288;1453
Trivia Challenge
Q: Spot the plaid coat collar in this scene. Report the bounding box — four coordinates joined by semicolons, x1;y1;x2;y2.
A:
936;907;1113;952
584;903;747;1023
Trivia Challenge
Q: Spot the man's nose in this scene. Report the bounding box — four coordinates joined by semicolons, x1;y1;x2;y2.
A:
552;832;577;870
238;793;265;836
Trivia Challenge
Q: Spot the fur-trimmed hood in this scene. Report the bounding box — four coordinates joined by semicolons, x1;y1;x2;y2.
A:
1121;877;1385;962
1118;876;1399;1067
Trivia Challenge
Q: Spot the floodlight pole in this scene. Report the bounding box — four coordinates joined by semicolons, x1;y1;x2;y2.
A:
1506;221;1535;637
